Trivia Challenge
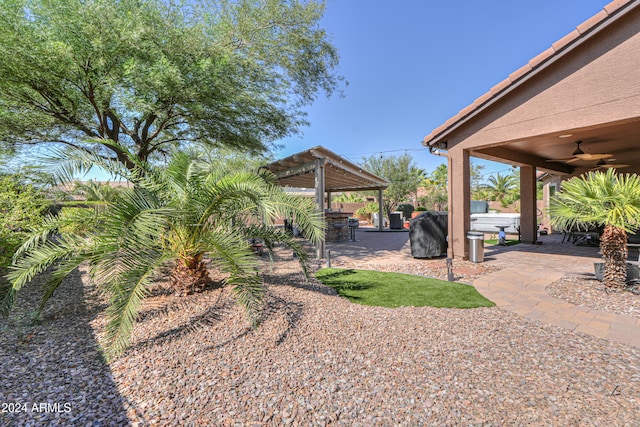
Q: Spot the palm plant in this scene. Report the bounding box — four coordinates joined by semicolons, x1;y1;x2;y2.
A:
1;149;324;357
72;180;124;202
484;173;517;207
549;169;640;289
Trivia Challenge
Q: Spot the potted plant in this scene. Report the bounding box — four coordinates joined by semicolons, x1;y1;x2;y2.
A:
549;169;640;289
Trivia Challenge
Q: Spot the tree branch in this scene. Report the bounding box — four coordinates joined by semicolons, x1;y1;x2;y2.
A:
141;114;157;142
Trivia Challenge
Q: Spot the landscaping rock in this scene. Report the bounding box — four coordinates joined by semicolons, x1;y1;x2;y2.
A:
2;247;639;425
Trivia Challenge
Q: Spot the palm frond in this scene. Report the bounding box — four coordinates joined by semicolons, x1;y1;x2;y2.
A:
199;171;268;221
228;273;264;327
103;250;169;358
202;230;264;323
36;254;87;315
40;144;128;184
258;188;325;245
197;169;324;245
12;214;64;262
2;235;91;315
99;188;174;243
549;169;640;233
240;223;312;276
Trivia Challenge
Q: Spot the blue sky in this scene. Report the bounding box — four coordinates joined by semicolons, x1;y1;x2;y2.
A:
77;0;609;182
272;0;610;181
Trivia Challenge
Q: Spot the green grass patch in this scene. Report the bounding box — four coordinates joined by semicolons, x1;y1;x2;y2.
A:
484;239;520;246
315;268;495;309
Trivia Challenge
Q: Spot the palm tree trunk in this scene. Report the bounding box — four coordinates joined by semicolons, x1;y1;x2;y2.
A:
169;254;212;296
600;224;628;289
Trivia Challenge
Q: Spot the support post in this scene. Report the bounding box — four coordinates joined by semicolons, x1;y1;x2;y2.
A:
378;188;384;231
315;159;326;259
447;149;471;259
519;165;538;243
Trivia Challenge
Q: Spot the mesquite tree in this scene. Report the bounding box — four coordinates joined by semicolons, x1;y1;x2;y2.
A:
0;0;342;168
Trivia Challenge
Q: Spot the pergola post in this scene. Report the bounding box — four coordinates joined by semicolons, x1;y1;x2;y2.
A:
315;158;326;259
378;188;384;231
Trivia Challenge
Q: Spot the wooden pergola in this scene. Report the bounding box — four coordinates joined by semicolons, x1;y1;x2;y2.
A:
263;146;389;258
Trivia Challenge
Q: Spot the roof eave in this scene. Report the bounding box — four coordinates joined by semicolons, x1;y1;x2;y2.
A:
422;0;639;148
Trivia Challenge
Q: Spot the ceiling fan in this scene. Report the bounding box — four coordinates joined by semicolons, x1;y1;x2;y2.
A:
546;140;613;163
590;158;630;170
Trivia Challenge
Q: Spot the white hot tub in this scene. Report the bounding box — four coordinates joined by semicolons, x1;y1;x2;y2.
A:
470;213;520;234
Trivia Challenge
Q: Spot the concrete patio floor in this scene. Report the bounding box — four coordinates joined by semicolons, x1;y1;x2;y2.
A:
325;228;640;348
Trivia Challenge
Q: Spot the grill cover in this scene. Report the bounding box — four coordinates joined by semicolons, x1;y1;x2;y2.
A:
409;212;448;258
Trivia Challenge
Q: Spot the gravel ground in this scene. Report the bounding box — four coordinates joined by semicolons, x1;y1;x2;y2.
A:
546;274;640;318
0;268;129;426
2;248;640;426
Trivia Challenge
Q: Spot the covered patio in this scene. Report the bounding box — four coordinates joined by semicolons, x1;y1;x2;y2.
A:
422;0;640;259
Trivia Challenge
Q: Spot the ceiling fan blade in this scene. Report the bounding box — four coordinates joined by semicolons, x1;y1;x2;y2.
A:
601;163;630;169
545;157;575;163
573;153;613;160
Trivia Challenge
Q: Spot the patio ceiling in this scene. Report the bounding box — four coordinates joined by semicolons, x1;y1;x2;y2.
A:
470;119;640;177
263;145;389;192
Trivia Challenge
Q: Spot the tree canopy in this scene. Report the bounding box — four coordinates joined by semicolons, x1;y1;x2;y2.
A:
418;162;486;211
361;153;424;216
0;0;341;168
483;172;518;206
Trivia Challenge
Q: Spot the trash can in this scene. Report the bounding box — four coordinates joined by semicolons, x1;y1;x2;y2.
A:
467;231;484;263
389;212;403;229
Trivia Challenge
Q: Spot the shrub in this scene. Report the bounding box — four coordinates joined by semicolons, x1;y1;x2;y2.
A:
396;203;414;218
0;175;50;267
0;230;25;267
354;202;380;218
57;207;99;235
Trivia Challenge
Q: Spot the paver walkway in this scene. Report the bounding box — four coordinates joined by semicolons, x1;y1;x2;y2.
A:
474;233;640;348
326;228;640;348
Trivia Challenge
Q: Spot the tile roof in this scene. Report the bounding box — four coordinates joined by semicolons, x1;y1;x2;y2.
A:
422;0;638;147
